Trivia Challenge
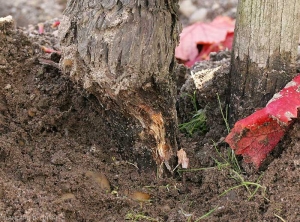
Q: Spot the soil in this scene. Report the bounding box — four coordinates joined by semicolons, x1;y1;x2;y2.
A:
0;1;299;222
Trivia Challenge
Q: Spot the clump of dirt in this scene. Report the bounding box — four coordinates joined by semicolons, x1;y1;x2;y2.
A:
0;14;299;222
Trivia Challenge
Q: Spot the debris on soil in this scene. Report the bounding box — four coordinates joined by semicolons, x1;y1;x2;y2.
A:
177;149;190;169
85;171;111;192
226;74;300;168
130;191;151;202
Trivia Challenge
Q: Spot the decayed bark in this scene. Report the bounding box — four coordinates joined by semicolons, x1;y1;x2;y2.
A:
229;0;300;123
59;0;180;174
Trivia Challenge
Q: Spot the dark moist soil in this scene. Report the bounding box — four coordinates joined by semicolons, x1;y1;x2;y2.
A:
0;14;299;222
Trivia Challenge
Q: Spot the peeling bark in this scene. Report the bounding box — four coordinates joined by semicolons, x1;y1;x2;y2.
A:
59;0;180;174
229;0;300;123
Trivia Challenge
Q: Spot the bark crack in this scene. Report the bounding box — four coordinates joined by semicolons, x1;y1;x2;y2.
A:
278;0;284;54
248;0;254;61
291;0;297;58
267;1;272;68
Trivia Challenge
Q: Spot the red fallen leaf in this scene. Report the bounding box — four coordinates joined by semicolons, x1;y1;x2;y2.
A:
225;74;300;168
175;16;234;67
185;32;234;67
40;46;61;54
51;20;60;28
38;23;44;34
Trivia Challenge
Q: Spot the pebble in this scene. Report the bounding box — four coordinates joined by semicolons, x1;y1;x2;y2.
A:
189;8;208;23
179;0;198;17
160;204;171;212
4;84;11;90
212;3;220;10
85;171;111;192
130;191;151;202
27;107;37;117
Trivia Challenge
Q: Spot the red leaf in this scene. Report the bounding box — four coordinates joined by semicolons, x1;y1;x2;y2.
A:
51;20;60;28
175;16;234;66
266;75;300;123
225;74;300;168
185;32;234;67
38;23;44;34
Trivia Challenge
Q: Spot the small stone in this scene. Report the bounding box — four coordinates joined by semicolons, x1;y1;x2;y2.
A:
294;159;300;166
85;171;111;192
0;15;15;30
27;107;37;117
4;84;11;90
160;204;171;212
189;8;208;23
0;55;7;66
130;191;151;202
179;0;197;17
212;3;220;10
62;59;73;68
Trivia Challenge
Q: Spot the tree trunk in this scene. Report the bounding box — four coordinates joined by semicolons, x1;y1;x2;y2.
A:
229;0;300;123
59;1;180;174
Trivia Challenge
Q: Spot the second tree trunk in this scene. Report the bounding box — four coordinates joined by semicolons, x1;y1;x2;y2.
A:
229;0;300;123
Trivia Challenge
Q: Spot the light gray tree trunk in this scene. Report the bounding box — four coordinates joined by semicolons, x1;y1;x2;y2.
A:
59;0;180;175
229;0;300;123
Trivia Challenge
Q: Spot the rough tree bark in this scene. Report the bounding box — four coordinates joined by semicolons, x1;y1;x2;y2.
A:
59;1;180;174
229;0;300;123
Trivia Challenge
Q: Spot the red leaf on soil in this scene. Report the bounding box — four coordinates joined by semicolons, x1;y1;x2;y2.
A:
38;23;44;34
266;76;300;123
175;16;234;67
51;20;60;28
225;74;300;168
40;46;60;54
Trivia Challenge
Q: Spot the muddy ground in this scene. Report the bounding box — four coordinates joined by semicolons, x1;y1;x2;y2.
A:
0;1;299;222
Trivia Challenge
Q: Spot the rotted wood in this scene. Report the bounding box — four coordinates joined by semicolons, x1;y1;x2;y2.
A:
229;0;300;124
59;0;180;174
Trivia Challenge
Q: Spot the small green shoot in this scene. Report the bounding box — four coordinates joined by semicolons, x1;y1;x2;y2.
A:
179;91;207;136
220;170;265;200
212;142;265;200
215;94;266;199
216;93;241;172
216;93;230;133
179;109;207;136
194;206;218;221
186;90;198;112
125;212;159;222
213;140;241;173
178;166;223;172
211;156;230;170
179;206;218;221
